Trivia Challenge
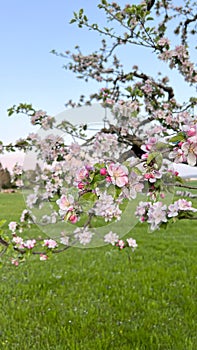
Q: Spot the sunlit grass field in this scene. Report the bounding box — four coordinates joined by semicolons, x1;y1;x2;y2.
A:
0;190;196;350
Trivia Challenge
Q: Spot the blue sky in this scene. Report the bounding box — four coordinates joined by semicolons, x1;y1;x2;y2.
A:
1;0;196;143
0;0;197;175
1;0;104;144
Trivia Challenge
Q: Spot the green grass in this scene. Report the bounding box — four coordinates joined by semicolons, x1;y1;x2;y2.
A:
0;191;196;349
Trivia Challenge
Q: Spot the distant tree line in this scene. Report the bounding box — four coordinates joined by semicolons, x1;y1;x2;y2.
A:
0;163;12;189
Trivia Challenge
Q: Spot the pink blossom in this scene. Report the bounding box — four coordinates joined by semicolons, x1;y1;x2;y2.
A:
168;203;179;217
169;147;185;163
12;236;24;248
43;239;58;249
75;166;89;182
94;191;122;221
181;142;197;166
144;171;162;183
24;239;36;249
60;235;69;246
126;238;138;249
104;231;119;245
74;227;94;245
116;239;125;249
40;254;48;261
56;194;74;213
9;221;17;233
107;163;128;187
187;127;196;137
11;259;19;266
147;202;167;230
157;37;170;47
141;137;157;153
176;199;197;212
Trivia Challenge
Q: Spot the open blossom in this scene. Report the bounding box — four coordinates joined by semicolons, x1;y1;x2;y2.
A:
144;170;162;183
107;163;128;187
176;199;197;212
56;194;75;214
9;221;17;233
40;254;48;261
75;166;89;183
24;239;36;249
168;203;179;217
181;142;197;166
141;137;157;153
104;231;119;245
168;199;197;217
41;115;54;130
135;201;150;217
157;37;170;47
43;239;58;249
74;227;94;245
147;202;167;230
169;147;186;163
126;238;138;249
60;235;70;246
12;236;24;248
31;110;46;125
11;259;19;266
94;191;122;221
26;193;38;209
116;239;125;249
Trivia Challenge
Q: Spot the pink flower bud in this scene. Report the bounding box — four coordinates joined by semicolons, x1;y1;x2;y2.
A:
106;176;112;183
100;168;107;176
146;144;152;151
141;153;149;160
78;182;85;189
69;215;78;224
144;173;154;180
187;127;196;137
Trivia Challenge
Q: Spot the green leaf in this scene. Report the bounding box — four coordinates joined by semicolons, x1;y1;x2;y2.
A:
147;152;163;169
80;192;97;202
78;8;84;19
70;19;76;24
0;220;6;228
169;132;186;143
175;176;185;184
132;167;142;175
147;152;159;165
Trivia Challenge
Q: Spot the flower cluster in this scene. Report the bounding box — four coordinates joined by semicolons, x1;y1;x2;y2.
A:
169;125;197;166
136;199;197;230
93;191;122;222
104;231;138;251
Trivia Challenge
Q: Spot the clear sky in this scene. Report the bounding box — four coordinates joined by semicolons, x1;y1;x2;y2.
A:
0;0;196;175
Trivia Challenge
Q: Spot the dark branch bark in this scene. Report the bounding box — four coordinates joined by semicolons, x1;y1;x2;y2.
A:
132;71;174;100
182;14;197;44
146;0;156;11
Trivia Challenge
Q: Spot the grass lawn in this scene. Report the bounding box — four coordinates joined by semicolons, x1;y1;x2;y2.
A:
0;191;196;349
